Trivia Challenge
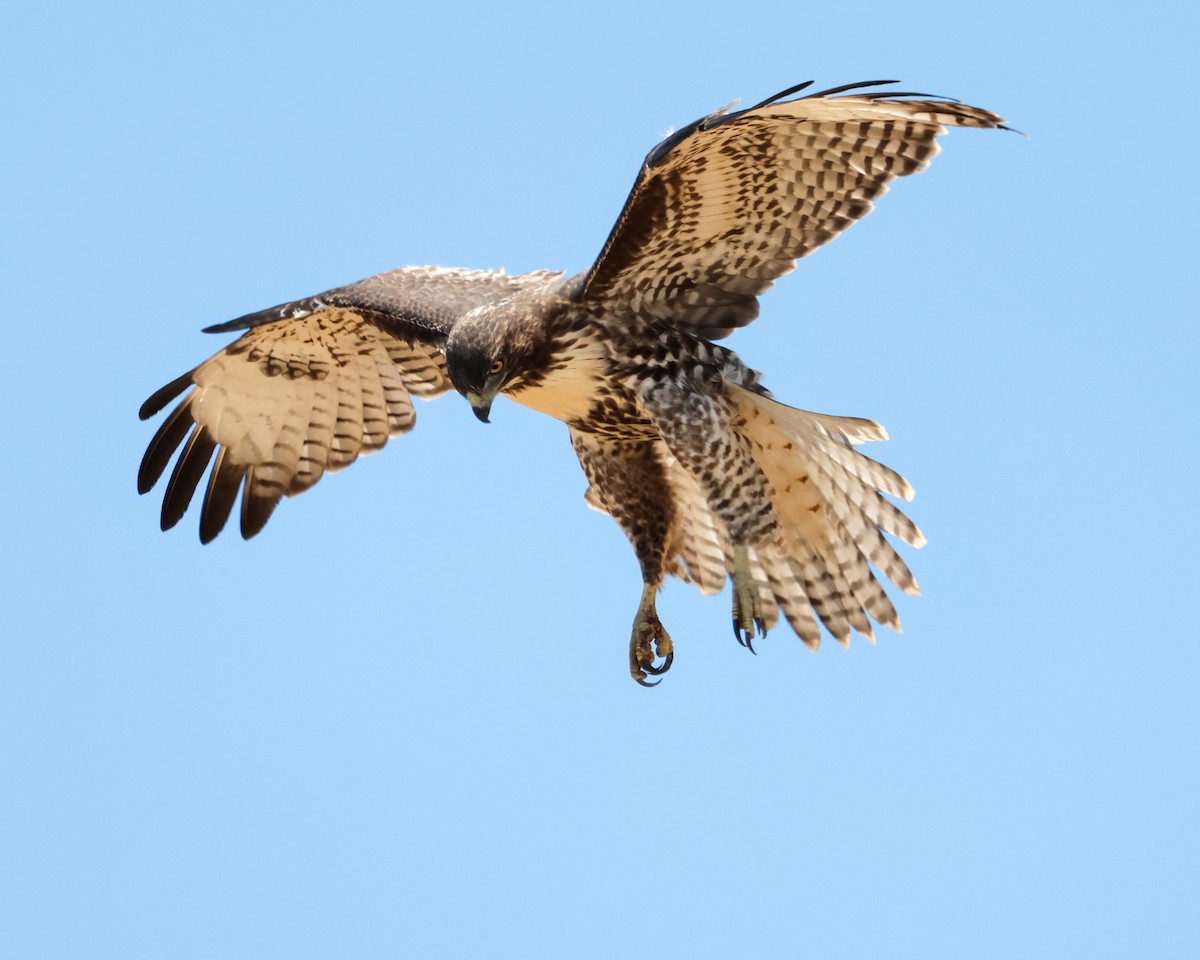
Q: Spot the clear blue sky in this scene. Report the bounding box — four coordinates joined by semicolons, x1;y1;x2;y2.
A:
4;2;1196;957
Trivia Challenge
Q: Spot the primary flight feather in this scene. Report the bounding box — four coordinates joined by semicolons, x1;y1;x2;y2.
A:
139;80;1008;684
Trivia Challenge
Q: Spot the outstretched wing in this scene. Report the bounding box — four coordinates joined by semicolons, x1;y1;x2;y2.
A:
139;265;562;542
576;80;1009;338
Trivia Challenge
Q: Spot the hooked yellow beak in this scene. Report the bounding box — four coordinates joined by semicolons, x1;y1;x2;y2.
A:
466;391;493;424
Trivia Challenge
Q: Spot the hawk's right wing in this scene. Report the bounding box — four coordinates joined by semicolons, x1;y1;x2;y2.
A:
138;266;562;542
575;81;1009;338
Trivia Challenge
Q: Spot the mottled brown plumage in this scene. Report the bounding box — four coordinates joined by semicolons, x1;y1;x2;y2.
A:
138;81;1009;683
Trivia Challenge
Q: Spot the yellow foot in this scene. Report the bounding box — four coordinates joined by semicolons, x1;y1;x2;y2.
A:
629;584;674;687
731;544;766;652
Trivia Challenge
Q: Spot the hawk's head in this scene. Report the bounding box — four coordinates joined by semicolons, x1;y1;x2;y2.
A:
445;298;546;423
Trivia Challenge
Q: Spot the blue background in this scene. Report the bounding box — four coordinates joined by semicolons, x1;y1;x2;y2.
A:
4;1;1196;957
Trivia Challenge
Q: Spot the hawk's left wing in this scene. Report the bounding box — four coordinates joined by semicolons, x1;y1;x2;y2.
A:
575;80;1009;338
139;266;562;542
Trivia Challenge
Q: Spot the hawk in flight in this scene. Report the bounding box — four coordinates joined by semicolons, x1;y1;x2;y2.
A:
139;80;1008;684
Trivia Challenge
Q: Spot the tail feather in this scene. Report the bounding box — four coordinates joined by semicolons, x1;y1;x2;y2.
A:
792;412;914;501
729;385;923;646
813;457;925;547
785;548;846;646
764;550;823;649
655;386;922;652
859;528;920;597
826;546;877;642
777;410;925;547
831;537;896;634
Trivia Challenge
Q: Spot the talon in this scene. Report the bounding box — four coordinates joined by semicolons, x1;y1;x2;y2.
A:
730;544;766;655
629;583;674;686
643;650;674;675
731;620;757;652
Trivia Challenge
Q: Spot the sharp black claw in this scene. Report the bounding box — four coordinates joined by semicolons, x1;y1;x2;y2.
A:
756;618;767;638
643;651;674;676
635;674;661;687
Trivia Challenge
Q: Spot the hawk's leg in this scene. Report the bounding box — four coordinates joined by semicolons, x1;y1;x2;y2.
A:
731;544;766;651
630;582;674;687
639;379;776;655
569;429;678;686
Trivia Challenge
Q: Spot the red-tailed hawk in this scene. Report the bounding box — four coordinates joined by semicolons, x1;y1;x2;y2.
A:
139;80;1008;684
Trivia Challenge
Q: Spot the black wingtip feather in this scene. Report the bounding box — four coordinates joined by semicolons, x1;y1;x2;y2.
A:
138;402;194;495
160;428;216;532
745;80;815;112
804;79;899;99
139;372;194;421
200;449;242;544
239;467;281;540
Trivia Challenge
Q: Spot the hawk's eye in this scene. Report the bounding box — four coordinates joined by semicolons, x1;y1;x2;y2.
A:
489;358;505;375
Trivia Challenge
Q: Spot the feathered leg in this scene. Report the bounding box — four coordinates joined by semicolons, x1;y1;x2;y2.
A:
640;381;777;653
569;429;676;686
